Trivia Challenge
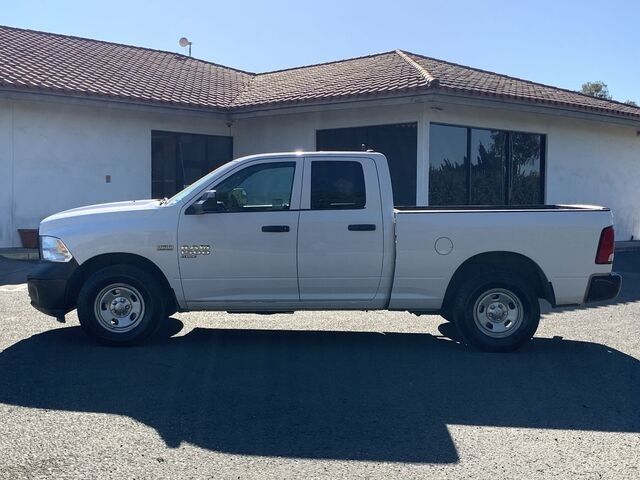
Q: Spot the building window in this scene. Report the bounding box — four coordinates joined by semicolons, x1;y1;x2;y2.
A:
151;130;233;198
429;124;545;206
316;123;417;206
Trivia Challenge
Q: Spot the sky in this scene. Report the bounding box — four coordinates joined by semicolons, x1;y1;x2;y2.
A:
2;0;639;102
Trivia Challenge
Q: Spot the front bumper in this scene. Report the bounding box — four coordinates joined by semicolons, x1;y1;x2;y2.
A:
585;273;622;303
27;259;79;318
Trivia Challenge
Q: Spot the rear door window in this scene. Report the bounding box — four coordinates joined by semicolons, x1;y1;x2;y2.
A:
310;161;366;210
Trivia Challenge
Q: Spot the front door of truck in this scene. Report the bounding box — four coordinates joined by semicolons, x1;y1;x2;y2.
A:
297;156;384;303
178;158;302;308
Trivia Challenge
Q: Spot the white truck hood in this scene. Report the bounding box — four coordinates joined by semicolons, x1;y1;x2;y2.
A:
43;199;160;223
39;199;164;240
37;198;179;265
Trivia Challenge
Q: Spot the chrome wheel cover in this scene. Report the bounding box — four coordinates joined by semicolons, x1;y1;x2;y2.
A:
93;283;145;333
473;288;524;339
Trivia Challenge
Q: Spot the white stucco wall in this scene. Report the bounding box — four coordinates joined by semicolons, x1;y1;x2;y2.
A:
0;99;14;248
545;119;640;241
0;96;230;247
233;102;640;240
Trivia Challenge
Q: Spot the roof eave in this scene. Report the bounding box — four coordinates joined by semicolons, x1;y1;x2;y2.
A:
425;89;640;128
228;86;430;114
0;86;232;118
3;82;639;128
230;88;640;127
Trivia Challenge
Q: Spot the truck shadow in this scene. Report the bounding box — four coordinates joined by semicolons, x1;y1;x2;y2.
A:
0;322;638;464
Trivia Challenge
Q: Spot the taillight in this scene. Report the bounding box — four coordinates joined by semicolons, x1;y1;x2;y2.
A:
595;226;615;264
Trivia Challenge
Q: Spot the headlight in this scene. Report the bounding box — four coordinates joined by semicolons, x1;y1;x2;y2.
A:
40;236;73;263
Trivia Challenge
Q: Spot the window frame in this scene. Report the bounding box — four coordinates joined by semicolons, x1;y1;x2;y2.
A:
429;122;547;206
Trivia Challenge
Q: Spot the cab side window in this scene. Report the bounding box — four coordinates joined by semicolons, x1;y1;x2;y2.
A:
214;162;295;212
311;161;366;210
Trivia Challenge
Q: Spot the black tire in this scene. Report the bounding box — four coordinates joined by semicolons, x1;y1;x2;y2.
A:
165;302;178;318
77;265;166;346
452;271;540;353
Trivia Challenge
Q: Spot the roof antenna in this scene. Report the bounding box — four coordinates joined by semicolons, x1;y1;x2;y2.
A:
179;37;192;57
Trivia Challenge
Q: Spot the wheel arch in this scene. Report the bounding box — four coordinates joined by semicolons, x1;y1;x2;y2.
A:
66;253;177;313
441;251;555;313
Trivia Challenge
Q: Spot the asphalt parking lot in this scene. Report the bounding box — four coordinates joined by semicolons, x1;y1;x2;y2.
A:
0;255;638;479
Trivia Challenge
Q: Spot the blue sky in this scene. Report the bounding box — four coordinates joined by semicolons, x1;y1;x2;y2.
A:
3;0;639;102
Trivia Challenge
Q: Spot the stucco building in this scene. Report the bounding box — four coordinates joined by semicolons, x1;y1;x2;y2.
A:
1;25;639;247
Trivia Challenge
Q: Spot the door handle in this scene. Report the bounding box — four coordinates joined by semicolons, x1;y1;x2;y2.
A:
261;225;290;233
348;224;376;231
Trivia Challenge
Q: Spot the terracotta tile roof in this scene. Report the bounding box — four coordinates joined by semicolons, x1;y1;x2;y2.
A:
404;51;640;119
1;25;639;120
0;25;252;109
229;50;433;109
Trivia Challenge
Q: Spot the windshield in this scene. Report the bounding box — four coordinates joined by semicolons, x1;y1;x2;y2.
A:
164;160;241;206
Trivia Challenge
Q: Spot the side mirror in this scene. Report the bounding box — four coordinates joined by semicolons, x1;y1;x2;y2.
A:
200;190;220;212
185;190;225;215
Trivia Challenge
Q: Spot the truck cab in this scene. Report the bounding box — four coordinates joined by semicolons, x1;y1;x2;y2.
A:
176;152;395;310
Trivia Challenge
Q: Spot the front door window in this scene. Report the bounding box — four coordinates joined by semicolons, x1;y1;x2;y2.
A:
212;162;296;212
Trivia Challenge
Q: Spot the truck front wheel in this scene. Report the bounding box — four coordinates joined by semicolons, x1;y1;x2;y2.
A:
77;265;166;346
452;272;540;352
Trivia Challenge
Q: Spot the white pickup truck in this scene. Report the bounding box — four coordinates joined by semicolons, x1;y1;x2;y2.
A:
28;152;621;352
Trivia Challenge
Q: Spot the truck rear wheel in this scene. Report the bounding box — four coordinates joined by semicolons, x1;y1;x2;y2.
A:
77;265;166;346
452;271;540;352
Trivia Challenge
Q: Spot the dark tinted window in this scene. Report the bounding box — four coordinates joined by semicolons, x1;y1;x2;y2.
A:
429;124;545;206
470;129;507;205
213;162;295;212
311;161;366;210
152;131;233;199
316;123;417;206
510;133;544;204
429;124;468;205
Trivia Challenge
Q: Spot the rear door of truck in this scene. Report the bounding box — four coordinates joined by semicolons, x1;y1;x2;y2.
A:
297;155;384;302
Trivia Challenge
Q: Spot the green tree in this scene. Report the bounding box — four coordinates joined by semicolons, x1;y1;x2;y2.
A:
624;100;638;107
581;81;612;100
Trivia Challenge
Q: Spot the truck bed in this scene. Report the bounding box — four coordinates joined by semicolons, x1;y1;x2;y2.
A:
388;205;614;311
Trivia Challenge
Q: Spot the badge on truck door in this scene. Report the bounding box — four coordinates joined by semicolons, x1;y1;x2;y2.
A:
180;245;211;258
